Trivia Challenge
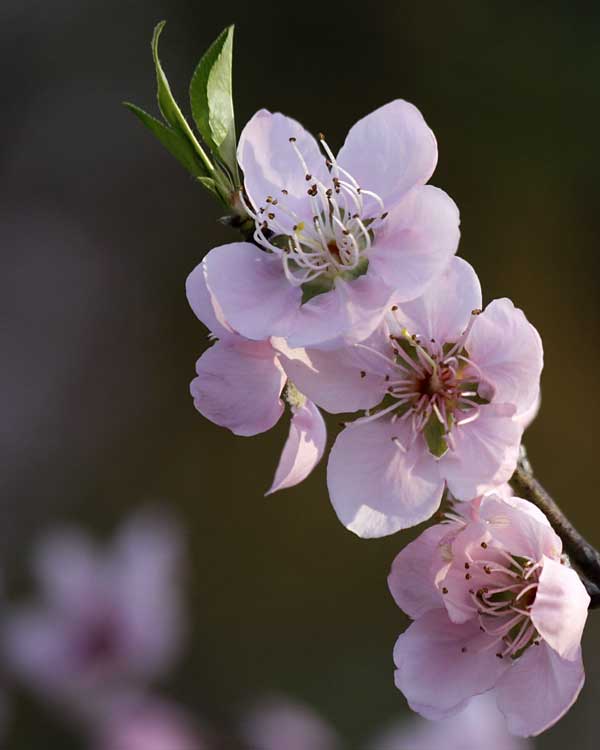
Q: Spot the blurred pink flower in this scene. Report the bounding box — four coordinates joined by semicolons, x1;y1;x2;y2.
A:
368;694;531;750
389;492;589;736
93;697;206;750
200;101;460;349
186;264;326;494
278;257;543;536
240;695;341;750
3;510;185;718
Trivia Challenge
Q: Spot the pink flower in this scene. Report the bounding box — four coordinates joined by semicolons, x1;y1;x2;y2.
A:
368;693;531;750
201;101;460;348
278;257;543;536
93;697;207;750
3;510;185;718
186;264;326;494
389;493;589;737
240;695;341;750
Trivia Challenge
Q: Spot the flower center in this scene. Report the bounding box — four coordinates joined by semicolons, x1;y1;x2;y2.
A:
468;548;541;660
354;310;486;457
240;134;388;299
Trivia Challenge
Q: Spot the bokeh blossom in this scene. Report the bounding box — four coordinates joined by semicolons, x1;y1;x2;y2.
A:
3;510;185;719
186;263;326;493
201;100;460;348
93;697;206;750
369;693;531;750
279;257;543;536
389;492;589;736
240;695;341;750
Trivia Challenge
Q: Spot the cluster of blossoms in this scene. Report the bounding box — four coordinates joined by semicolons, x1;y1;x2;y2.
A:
128;23;593;741
2;510;209;748
185;99;592;737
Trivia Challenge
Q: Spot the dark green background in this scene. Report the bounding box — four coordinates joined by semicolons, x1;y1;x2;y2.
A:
2;1;600;747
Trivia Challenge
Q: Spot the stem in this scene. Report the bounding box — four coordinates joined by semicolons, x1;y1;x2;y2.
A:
509;447;600;609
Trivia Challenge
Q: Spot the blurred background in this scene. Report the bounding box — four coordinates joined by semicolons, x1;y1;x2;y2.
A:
2;0;600;747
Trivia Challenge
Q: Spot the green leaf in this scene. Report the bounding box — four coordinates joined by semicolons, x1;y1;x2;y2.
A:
150;21;214;175
123;103;206;177
197;175;221;199
151;21;184;130
189;25;238;178
423;412;449;458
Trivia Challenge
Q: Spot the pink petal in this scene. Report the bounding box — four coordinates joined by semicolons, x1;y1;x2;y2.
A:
388;524;448;618
466;298;543;416
266;400;327;494
393;609;508;720
530;556;589;661
237;109;329;234
440;404;522;500
327;419;444;537
274;338;387;414
336;100;438;211
202;242;301;341
369;186;460;301
190;339;285;436
393;256;482;344
495;643;585;736
477;495;562;562
287;273;393;349
185;260;233;337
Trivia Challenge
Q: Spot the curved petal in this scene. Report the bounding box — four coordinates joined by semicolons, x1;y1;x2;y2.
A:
440;404;522;500
477;495;562;562
274;339;387;414
327;419;444;538
392;257;482;344
515;388;540;431
337;100;438;211
237;109;329;234
369;186;460;301
185;260;233;337
202;242;301;341
266;401;327;494
393;609;508;720
467;299;543;415
190;339;285;436
530;557;589;660
495;643;585;737
388;524;448;618
287;274;393;349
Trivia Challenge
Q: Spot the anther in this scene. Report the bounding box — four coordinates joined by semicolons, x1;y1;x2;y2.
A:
442;587;448;594
461;647;467;653
465;573;472;580
381;212;389;219
360;371;366;378
471;308;482;316
496;653;503;659
318;132;325;140
391;305;398;311
281;189;288;195
464;562;470;570
305;174;312;181
481;542;488;549
289;137;297;143
384;375;390;382
268;213;275;220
